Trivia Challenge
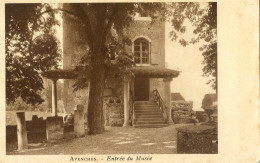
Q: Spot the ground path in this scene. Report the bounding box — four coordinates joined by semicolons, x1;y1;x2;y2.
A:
8;124;188;155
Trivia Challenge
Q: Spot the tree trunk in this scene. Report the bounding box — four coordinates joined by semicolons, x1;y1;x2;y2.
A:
87;39;106;134
86;5;107;134
88;63;105;134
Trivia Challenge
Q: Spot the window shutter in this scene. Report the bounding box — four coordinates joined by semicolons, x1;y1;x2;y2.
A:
150;39;161;65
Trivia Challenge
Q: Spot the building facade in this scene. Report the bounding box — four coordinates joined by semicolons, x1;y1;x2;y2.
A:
43;7;179;127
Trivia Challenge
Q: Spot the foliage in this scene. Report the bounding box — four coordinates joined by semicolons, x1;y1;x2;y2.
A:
167;2;217;90
6;3;217;134
6;97;35;111
5;4;61;105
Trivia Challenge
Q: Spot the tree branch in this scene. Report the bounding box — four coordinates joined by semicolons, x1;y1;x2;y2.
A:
102;4;119;44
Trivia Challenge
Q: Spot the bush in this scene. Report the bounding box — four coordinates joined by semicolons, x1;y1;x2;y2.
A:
6;97;35;111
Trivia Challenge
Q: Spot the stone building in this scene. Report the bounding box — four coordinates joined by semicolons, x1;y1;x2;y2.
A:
42;7;179;127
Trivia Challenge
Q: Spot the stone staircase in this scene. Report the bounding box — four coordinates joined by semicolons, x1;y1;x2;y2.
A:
133;101;168;128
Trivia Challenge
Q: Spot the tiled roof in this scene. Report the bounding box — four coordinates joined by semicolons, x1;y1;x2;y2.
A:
41;66;180;79
132;66;179;78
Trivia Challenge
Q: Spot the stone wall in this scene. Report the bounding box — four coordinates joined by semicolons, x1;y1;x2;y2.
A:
62;4;91;116
104;98;124;126
124;18;165;67
103;79;125;126
64;78;124;123
150;78;165;101
171;101;194;124
150;78;170;106
104;78;124;100
62;4;89;69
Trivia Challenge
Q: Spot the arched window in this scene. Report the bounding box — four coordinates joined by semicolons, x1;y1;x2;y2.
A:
134;38;150;64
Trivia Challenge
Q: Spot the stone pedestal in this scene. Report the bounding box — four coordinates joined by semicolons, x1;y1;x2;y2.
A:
176;125;217;154
46;116;63;142
74;105;85;137
16;112;28;150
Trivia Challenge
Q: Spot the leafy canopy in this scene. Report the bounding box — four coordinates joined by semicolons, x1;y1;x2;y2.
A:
167;2;217;89
5;3;217;106
6;4;61;105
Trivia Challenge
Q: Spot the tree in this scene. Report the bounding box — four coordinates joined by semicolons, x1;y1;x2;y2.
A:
167;2;217;90
6;3;216;134
6;4;61;105
58;3;166;134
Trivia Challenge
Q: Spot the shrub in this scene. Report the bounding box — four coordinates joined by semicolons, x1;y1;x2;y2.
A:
6;97;35;111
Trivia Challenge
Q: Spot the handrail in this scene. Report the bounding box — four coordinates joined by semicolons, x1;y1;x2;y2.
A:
129;90;135;126
133;105;136;125
153;89;168;122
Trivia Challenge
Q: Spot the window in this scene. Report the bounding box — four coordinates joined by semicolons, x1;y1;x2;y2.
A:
134;38;150;64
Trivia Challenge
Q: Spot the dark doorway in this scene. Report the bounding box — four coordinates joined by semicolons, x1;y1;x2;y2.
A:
134;78;150;101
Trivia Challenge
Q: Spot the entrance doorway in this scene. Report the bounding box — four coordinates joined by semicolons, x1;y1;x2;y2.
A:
134;78;150;101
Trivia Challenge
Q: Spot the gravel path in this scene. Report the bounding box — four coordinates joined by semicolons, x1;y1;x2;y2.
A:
8;124;188;155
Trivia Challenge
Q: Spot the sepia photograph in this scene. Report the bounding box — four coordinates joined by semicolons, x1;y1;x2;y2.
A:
5;2;218;155
2;1;259;162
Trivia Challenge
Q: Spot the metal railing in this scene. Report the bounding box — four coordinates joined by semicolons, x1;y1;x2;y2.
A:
153;89;168;122
129;91;136;126
132;105;136;125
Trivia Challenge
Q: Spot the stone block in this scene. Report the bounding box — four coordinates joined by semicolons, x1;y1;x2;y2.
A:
46;116;64;141
105;98;124;126
109;118;124;126
16;112;28;150
104;88;113;96
74;105;85;137
176;125;217;154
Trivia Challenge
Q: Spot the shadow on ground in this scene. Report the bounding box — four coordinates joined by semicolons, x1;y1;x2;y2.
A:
8;124;189;155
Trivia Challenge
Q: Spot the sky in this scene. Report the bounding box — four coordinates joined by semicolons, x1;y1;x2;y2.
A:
165;22;215;111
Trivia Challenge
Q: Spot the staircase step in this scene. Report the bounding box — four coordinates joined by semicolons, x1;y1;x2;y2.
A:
133;101;167;128
136;117;165;120
135;121;166;124
135;110;161;113
135;113;162;116
135;113;163;116
134;110;159;112
134;102;155;105
135;104;157;106
135;108;158;110
135;106;159;108
135;115;164;119
133;124;168;128
135;107;159;110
